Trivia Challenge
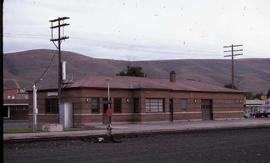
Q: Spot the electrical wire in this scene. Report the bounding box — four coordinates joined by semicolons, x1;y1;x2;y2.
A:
3;33;223;55
4;33;48;39
34;51;57;85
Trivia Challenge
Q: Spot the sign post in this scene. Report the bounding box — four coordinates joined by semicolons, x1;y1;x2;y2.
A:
106;106;112;136
106;77;112;137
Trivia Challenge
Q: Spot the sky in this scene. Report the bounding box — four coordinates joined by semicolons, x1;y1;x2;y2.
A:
3;0;270;60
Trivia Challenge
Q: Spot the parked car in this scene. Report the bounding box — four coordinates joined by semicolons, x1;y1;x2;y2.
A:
244;112;252;118
254;110;268;118
266;109;270;115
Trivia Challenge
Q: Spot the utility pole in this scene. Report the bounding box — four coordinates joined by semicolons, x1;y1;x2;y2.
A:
223;44;243;89
49;17;70;124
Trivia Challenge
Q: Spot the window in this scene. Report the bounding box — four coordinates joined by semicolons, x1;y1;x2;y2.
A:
180;99;188;111
145;98;164;112
4;106;10;118
9;106;17;110
9;105;28;110
45;99;59;113
114;98;122;113
102;98;110;113
91;98;100;113
133;98;140;113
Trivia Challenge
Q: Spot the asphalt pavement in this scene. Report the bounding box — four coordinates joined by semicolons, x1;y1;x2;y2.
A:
4;118;270;142
4;128;270;163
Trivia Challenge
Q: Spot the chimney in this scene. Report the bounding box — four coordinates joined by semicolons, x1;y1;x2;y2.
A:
170;71;176;82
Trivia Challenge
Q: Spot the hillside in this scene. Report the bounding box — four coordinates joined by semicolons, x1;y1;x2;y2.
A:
3;49;270;94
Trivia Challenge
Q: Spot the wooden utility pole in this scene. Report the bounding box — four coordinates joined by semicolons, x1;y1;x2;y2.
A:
49;17;69;122
223;44;243;89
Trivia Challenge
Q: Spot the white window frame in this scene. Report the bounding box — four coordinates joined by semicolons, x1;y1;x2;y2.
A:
145;98;164;113
180;99;188;111
91;97;100;113
4;106;10;119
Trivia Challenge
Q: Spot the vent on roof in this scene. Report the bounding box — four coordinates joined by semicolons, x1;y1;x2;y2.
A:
170;71;176;82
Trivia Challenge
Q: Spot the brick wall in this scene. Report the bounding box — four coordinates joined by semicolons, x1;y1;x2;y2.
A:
29;88;245;126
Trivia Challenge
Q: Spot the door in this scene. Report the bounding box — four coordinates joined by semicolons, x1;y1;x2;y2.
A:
201;99;213;120
169;99;174;122
133;98;140;113
60;102;73;128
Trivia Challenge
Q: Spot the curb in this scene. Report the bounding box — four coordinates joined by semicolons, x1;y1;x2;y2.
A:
4;124;270;143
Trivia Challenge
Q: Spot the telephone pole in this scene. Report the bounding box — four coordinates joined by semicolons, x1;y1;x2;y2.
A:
49;17;70;123
223;44;243;89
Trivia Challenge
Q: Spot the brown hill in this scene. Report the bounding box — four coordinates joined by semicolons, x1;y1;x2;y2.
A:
3;49;270;94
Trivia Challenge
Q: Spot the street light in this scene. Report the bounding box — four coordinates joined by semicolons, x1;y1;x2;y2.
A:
32;78;42;132
106;77;111;105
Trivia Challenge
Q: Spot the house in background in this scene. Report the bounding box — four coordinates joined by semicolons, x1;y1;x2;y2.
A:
266;97;270;113
244;99;266;112
28;72;245;127
244;95;270;114
3;79;29;120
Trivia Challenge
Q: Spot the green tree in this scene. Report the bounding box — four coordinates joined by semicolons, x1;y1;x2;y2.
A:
244;92;254;100
254;92;264;99
117;66;146;77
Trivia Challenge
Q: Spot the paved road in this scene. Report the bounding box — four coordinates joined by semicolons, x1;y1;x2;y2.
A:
4;128;270;163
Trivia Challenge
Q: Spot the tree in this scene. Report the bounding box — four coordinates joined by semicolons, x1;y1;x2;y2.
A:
117;66;146;77
244;92;254;100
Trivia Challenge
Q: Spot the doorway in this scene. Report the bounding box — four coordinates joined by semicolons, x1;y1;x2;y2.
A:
201;99;213;120
169;99;174;122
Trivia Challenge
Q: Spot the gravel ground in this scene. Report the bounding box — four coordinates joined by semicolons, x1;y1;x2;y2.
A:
4;128;270;163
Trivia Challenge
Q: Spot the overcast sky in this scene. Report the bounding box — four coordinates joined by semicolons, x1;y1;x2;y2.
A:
3;0;270;60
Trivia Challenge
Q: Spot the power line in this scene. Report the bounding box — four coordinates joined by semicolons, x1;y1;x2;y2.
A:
4;33;48;39
34;51;57;84
223;44;243;89
49;17;70;126
3;33;222;54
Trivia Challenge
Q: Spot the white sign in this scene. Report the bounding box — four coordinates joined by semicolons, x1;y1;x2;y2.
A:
47;92;58;97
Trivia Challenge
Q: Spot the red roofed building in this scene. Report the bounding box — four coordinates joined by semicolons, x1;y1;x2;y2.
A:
3;79;29;120
28;72;245;127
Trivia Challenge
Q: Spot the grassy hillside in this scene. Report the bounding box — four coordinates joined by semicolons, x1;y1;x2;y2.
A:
3;49;270;94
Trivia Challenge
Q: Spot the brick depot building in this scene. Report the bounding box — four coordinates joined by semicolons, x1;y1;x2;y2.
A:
4;88;29;120
29;72;245;127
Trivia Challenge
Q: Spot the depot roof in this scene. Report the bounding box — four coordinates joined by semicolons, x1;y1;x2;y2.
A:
63;75;243;93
